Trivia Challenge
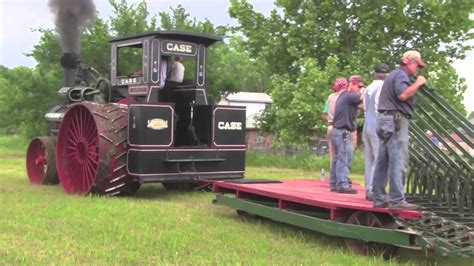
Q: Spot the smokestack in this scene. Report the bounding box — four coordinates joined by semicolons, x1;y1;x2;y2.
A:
49;0;96;86
60;53;80;87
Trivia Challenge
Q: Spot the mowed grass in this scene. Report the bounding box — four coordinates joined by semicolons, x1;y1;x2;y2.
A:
0;136;465;265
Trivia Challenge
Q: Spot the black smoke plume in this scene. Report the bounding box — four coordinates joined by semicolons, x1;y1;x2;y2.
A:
49;0;96;53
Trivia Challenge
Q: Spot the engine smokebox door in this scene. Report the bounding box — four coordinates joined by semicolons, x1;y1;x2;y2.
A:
213;106;246;147
128;104;174;147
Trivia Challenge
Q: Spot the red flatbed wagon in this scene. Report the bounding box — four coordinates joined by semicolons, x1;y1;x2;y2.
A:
212;179;473;258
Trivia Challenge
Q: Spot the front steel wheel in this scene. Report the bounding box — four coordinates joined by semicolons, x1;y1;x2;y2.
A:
26;136;59;185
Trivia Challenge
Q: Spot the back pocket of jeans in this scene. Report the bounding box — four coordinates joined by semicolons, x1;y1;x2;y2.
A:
377;116;395;140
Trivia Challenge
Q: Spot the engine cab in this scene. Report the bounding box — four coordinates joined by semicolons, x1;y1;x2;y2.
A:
109;31;246;183
110;30;216;104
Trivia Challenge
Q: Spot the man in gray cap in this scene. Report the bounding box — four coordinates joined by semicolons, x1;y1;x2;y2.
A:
362;63;390;201
372;51;427;210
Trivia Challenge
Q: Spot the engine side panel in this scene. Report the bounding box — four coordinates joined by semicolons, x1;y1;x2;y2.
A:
128;104;174;147
212;106;246;147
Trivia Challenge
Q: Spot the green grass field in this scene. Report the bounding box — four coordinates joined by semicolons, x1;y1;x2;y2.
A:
0;135;465;265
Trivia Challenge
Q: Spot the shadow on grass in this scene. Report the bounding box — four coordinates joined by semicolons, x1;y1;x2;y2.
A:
133;184;212;201
217;211;346;251
134;184;176;200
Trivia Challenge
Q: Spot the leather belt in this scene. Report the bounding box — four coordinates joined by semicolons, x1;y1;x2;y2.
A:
334;127;352;132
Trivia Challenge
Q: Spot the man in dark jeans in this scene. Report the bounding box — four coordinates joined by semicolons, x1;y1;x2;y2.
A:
330;76;364;194
372;51;427;210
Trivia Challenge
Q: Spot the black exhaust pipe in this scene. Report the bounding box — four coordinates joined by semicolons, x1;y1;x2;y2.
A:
60;53;80;87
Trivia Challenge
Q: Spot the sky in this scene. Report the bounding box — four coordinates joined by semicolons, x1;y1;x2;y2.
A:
0;0;473;113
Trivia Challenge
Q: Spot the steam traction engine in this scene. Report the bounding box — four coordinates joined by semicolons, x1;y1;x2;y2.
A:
26;31;246;195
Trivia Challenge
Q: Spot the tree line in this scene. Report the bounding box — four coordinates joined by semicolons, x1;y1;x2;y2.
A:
0;0;472;148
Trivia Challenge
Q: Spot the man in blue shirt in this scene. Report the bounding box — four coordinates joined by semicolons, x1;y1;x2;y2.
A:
362;63;390;201
372;51;427;210
331;76;364;194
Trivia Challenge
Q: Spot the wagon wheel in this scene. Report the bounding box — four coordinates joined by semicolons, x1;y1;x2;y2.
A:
56;102;140;196
345;211;399;259
26;136;59;185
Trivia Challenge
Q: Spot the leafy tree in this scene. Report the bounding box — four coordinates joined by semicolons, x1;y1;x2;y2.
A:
1;0;268;137
230;0;474;147
207;35;271;100
258;57;341;147
108;0;157;36
0;66;61;137
0;68;15;134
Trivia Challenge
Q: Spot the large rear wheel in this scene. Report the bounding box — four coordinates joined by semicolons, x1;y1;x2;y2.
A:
56;102;140;196
26;136;59;185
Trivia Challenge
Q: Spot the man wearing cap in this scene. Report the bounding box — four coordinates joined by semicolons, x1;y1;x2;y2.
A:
321;77;348;165
322;77;356;189
330;75;364;193
372;51;427;210
362;63;390;201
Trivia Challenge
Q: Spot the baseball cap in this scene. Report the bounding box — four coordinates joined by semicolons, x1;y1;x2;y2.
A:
349;75;364;87
374;63;390;73
402;50;426;68
330;77;348;91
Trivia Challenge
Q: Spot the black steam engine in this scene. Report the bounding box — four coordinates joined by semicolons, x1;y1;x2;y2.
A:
27;31;246;195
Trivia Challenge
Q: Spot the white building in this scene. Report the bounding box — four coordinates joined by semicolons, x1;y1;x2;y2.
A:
218;92;273;148
218;92;272;129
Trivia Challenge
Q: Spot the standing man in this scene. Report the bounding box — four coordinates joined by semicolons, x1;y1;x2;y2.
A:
330;76;364;193
160;56;185;102
362;63;390;201
372;51;427;210
322;77;348;165
168;56;185;86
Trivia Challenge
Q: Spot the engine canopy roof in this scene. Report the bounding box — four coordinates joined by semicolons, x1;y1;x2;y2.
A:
109;30;223;47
